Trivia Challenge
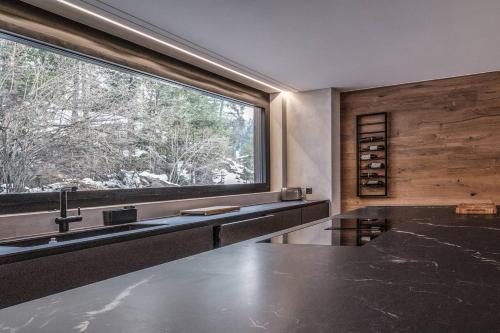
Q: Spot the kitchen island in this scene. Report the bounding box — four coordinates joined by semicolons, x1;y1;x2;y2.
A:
0;206;499;332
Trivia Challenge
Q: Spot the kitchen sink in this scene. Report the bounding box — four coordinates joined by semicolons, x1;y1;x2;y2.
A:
0;224;164;247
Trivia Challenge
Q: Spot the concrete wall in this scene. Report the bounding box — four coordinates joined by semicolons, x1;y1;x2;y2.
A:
286;89;332;201
284;89;340;213
270;93;286;191
331;89;341;214
0;192;280;240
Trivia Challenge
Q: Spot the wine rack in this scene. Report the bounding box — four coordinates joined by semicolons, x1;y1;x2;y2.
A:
356;112;388;197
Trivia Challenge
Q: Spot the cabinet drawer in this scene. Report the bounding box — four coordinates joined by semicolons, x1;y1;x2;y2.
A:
302;202;330;224
218;215;286;246
217;208;303;246
273;208;302;228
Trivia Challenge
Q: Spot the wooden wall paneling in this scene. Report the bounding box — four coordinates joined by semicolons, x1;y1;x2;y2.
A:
341;71;500;211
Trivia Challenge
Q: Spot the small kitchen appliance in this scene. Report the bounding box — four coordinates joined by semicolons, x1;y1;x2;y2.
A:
281;187;304;201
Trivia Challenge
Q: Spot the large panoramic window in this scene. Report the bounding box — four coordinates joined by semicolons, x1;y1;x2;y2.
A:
0;34;267;197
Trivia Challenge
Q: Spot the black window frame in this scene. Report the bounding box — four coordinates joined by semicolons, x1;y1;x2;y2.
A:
0;31;270;214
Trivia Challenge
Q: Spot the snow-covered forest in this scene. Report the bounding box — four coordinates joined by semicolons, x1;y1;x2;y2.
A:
0;37;256;194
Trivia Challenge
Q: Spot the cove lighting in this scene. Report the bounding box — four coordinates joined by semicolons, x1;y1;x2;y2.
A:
56;0;287;93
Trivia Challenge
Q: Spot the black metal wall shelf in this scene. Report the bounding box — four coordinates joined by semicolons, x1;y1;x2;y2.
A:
359;130;385;135
356;112;388;197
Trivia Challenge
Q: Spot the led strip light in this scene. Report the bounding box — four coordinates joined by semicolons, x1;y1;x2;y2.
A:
56;0;287;92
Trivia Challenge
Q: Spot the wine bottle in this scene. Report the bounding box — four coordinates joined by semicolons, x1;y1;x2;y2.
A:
359;136;384;143
363;180;384;187
360;172;379;178
362;145;385;152
360;154;379;160
368;162;384;169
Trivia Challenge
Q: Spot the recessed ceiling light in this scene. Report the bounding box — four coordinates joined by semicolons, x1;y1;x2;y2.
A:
56;0;287;93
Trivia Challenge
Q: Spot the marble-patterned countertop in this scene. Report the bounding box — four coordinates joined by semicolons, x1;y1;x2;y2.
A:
0;206;499;332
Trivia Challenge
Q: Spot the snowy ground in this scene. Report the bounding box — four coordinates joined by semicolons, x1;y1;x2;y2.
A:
0;167;253;194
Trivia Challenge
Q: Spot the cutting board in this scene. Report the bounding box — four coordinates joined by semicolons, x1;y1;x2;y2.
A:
455;201;497;215
180;206;241;216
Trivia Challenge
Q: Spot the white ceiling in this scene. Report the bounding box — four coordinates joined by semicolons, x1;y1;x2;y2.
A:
22;0;500;92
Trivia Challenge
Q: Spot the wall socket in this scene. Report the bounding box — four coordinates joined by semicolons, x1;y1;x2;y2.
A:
306;187;313;194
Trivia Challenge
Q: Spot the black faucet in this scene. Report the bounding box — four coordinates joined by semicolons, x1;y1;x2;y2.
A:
54;186;83;233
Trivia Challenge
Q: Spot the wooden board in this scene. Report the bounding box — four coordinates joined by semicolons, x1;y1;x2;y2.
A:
180;206;241;216
456;202;497;215
340;71;500;211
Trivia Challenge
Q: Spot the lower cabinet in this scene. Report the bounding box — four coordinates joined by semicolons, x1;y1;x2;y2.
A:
302;202;330;224
0;226;213;309
217;207;303;246
216;202;330;247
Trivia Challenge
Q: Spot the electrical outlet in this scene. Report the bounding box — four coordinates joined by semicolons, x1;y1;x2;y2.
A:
306;187;312;194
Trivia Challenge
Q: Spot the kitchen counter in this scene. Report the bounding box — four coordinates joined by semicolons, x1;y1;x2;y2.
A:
1;206;499;332
0;200;325;264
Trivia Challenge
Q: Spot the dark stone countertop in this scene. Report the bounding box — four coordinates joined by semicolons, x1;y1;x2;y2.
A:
0;200;326;264
336;205;500;221
0;206;499;332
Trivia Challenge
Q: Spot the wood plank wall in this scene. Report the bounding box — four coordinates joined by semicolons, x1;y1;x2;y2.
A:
341;71;500;211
